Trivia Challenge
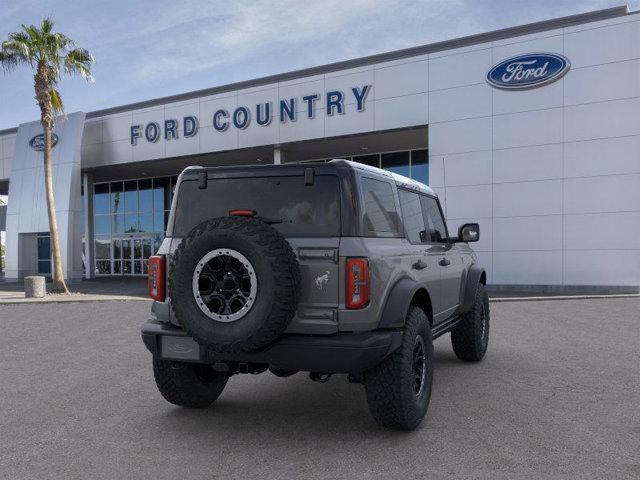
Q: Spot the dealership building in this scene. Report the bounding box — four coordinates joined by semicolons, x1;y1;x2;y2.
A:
0;5;639;292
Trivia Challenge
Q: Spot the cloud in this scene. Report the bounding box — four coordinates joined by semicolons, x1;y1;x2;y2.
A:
1;0;639;130
116;0;469;82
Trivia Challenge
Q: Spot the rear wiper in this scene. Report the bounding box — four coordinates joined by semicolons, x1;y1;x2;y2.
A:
257;217;284;225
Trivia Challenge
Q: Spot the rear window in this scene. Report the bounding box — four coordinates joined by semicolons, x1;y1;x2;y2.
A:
172;175;341;237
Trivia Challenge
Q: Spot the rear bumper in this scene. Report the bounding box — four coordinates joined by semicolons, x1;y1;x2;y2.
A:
141;320;402;374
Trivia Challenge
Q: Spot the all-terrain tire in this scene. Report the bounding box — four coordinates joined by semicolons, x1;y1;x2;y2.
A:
364;307;433;430
153;359;228;408
451;283;490;362
169;216;301;353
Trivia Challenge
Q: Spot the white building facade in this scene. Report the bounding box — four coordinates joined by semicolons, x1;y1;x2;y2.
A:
0;6;639;292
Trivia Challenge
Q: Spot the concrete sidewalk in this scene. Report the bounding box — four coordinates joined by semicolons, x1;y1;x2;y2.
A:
0;277;150;304
1;276;638;304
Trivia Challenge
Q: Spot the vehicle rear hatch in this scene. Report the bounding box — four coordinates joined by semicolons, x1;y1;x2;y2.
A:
170;168;342;334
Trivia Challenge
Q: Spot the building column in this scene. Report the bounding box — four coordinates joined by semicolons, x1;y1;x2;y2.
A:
274;146;283;165
82;172;94;279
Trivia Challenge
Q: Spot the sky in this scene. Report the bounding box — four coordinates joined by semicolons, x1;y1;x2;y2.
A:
0;0;638;130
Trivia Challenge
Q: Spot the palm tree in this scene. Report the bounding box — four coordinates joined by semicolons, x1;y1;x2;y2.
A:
0;18;93;293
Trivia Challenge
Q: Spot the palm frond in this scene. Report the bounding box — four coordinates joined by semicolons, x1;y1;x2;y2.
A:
41;17;54;35
0;50;19;71
50;87;64;113
23;24;43;46
64;47;94;81
3;32;32;60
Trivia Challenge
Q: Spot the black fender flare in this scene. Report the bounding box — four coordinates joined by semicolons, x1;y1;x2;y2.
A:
377;277;429;329
460;265;486;314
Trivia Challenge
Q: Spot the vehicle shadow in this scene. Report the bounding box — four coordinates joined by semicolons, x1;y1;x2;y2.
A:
150;344;478;442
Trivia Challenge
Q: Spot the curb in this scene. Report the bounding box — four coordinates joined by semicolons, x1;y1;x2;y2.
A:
0;295;150;305
1;293;638;306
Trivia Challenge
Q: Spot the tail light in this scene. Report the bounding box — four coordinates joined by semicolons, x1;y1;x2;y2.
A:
346;258;369;309
148;255;166;301
229;209;256;217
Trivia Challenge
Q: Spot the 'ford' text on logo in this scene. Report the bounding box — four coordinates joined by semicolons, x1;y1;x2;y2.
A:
29;133;59;151
487;53;570;90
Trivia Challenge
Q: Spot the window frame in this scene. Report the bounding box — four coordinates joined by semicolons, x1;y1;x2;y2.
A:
420;193;450;244
397;187;428;245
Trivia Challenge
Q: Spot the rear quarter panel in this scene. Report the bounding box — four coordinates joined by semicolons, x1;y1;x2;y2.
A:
337;237;415;332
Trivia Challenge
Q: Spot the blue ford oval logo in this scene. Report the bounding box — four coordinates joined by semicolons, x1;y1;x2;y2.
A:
487;53;570;90
29;133;59;151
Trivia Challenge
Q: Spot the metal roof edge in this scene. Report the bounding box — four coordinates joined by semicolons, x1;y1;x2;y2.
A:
0;4;631;134
0;127;18;136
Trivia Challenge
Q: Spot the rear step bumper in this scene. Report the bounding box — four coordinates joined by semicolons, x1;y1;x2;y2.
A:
141;320;402;374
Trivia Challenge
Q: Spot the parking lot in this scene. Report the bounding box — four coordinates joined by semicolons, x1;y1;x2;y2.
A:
1;297;638;479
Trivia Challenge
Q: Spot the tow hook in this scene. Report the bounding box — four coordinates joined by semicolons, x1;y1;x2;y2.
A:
309;372;332;383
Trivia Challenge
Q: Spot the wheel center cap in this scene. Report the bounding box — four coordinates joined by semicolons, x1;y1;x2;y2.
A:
221;276;237;291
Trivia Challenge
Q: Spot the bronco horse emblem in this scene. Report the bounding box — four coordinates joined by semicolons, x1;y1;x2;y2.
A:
315;271;330;290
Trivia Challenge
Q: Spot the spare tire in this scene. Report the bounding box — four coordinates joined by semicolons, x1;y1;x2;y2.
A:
169;216;301;353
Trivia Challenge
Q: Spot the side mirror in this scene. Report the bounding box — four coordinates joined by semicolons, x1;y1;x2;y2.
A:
457;223;480;243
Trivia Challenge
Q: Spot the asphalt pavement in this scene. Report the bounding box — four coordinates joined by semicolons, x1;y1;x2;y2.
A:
0;298;638;479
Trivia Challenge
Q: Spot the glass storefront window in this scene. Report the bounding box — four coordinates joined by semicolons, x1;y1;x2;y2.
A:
112;214;124;234
124;180;138;213
94;183;110;215
124;214;138;233
142;242;152;259
38;260;52;274
122;239;132;260
153;210;165;233
139;179;153;213
111;182;123;215
382;151;410;178
411;150;429;185
37;234;51;260
351;149;430;185
94;175;174;276
94;215;111;235
353;154;380;168
139;213;153;233
95;236;110;259
96;260;111;275
37;233;52;275
153;177;170;212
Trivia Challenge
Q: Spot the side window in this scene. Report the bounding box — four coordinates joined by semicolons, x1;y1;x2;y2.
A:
420;195;448;243
398;189;427;244
361;177;401;235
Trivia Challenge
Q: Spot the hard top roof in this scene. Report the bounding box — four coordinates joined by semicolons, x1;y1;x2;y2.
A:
180;159;436;196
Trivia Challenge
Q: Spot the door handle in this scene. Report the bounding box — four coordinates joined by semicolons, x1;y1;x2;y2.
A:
439;257;451;267
412;260;428;270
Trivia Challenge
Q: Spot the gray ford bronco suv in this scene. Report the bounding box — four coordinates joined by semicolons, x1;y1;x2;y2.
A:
142;159;488;430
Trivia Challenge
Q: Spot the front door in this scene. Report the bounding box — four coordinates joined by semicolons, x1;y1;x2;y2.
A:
112;235;153;275
420;194;461;320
